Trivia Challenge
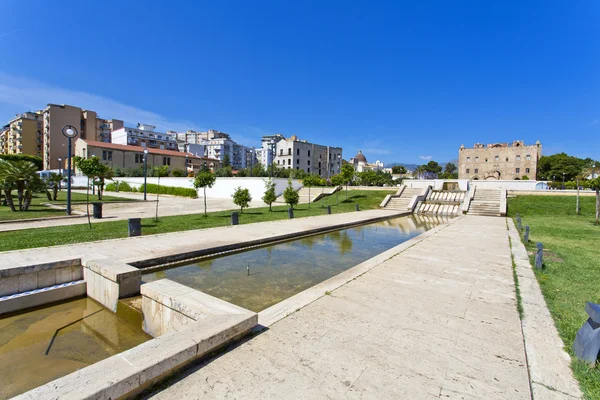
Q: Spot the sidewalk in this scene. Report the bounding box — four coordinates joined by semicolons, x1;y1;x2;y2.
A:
144;216;532;399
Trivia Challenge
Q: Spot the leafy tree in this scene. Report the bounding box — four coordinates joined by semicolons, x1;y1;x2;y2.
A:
47;172;64;201
283;179;299;209
262;178;277;211
391;165;407;174
302;174;321;208
232;186;252;212
331;174;344;204
193;170;216;216
444;163;457;174
171;169;185;177
252;162;266;177
340;163;355;200
222;154;231;168
538;153;588;182
214;166;233;177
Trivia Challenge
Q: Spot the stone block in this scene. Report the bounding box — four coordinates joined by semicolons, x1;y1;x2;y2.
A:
56;267;72;284
71;265;84;281
18;273;37;292
0;275;18;297
85;268;120;312
36;269;56;288
0;281;86;316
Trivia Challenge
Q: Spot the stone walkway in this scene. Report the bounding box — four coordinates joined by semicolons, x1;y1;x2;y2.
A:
144;216;532;399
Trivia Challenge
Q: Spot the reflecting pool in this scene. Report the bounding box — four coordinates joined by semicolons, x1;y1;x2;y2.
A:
143;215;449;312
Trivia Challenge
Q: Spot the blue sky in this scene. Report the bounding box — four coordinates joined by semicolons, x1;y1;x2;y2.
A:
0;0;598;165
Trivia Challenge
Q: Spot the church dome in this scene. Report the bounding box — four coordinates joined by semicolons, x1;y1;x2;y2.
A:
353;150;367;163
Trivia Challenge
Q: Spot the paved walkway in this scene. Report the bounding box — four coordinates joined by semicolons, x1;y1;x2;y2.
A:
144;216;532;399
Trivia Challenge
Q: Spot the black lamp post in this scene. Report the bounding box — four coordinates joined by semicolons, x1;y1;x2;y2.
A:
185;154;189;175
57;157;63;191
338;154;341;173
249;148;254;177
62;125;78;215
143;148;149;201
562;172;566;190
270;139;275;178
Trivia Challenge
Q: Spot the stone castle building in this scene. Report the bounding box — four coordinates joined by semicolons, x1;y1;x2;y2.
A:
458;140;542;180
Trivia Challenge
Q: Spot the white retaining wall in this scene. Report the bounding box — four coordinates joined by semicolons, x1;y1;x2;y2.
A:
402;179;548;191
115;177;303;199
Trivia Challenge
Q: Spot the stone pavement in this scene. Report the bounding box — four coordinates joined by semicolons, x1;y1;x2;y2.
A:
143;216;533;399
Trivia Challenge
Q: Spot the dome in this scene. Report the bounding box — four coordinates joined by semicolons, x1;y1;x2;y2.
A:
353;150;367;163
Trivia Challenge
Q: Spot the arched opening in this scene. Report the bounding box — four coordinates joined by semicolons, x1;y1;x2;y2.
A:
514;177;520;180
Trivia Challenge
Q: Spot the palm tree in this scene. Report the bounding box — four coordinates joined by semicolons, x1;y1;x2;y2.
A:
47;172;63;201
0;161;16;211
0;160;44;211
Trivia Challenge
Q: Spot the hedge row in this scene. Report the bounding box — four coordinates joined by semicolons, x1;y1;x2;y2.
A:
105;181;197;198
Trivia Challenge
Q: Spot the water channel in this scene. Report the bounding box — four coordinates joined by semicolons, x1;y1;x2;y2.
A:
143;215;450;312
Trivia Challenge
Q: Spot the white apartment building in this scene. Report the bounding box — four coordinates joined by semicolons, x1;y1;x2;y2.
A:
174;129;254;170
258;134;285;167
111;123;178;152
265;134;342;178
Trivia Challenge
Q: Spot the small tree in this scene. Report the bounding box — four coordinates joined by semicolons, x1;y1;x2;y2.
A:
47;172;63;201
302;174;320;208
331;174;345;205
391;165;407;174
283;179;299;209
232;186;252;213
340;164;355;200
262;178;277;211
75;156;104;228
193;170;216;216
222;154;231;168
590;177;600;225
153;165;169;221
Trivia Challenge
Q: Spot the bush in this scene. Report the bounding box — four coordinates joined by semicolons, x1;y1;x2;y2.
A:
283;180;299;209
141;184;197;198
232;186;252;212
171;169;185;177
105;181;133;192
0;154;44;170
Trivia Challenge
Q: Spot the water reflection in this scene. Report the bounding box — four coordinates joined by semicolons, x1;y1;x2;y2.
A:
143;215;451;312
0;298;151;399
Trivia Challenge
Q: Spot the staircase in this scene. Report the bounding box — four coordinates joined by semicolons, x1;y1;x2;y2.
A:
384;187;422;211
415;190;466;216
467;189;502;216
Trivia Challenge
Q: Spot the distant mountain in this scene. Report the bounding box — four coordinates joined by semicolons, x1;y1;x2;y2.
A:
385;159;458;171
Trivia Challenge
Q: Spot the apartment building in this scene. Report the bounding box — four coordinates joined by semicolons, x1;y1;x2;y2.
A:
75;139;220;174
269;135;343;178
0;112;44;159
111;124;178;152
458;140;542;180
0;125;8;154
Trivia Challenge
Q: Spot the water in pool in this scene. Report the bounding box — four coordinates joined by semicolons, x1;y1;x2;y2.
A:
0;297;151;399
143;215;449;312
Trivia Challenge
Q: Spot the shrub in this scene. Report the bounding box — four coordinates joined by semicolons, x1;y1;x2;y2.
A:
171;169;185;177
262;179;277;211
105;181;133;192
232;186;252;212
141;184;197;198
283;180;299;209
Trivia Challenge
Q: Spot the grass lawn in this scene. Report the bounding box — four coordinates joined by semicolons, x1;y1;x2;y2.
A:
0;191;135;222
0;190;391;252
508;195;600;399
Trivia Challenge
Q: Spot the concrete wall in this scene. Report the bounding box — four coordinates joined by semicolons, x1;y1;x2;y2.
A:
472;180;545;191
117;177;303;199
403;179;469;191
0;259;82;298
401;179;552;191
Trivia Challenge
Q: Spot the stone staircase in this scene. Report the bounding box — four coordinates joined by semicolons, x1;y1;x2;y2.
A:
467;189;502;216
384;187;422;211
415;190;466;216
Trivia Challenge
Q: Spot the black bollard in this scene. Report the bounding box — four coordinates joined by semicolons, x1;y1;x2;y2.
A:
573;302;600;364
524;226;530;242
231;212;239;225
128;218;142;237
288;208;294;219
326;205;331;214
355;204;360;211
535;242;543;269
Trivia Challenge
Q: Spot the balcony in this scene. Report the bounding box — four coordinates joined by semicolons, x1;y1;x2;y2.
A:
148;141;159;148
128;138;139;145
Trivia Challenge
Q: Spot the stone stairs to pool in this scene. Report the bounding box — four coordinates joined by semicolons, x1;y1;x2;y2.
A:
415;190;466;216
467;188;503;216
382;187;422;211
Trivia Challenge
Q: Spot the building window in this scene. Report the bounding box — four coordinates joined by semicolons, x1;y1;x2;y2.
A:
466;157;470;161
466;168;470;173
485;158;488;162
296;159;299;164
516;168;520;173
102;150;112;161
307;168;310;173
319;169;321;175
495;156;499;161
526;168;530;173
318;161;321;168
526;154;531;160
307;160;310;165
296;149;300;156
135;154;143;163
296;167;299;170
163;157;171;166
288;149;291;155
516;155;521;161
308;150;311;157
277;159;280;165
280;149;283;156
475;157;479;162
288;159;291;165
506;157;509;162
474;169;478;173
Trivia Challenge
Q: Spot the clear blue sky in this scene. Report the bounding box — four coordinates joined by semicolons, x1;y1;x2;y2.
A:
0;0;598;165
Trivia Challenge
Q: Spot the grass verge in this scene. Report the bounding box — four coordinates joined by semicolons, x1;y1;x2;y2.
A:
0;190;391;252
508;195;600;399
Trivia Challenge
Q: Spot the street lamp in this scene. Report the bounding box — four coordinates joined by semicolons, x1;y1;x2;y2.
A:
270;139;275;178
562;172;566;190
62;125;78;215
593;164;597;180
249;148;254;177
338;154;341;173
185;154;189;175
143;148;149;201
57;157;63;191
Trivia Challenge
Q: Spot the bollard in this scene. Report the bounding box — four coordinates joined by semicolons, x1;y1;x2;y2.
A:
231;212;239;225
355;204;360;211
524;226;530;242
326;205;331;215
92;202;103;219
573;302;600;365
516;213;520;219
128;218;142;237
288;208;294;219
517;219;522;231
535;242;543;269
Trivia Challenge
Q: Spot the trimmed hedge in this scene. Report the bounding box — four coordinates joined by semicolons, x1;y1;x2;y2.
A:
142;184;197;198
105;181;133;192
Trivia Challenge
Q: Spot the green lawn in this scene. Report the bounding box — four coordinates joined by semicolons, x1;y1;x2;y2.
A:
508;195;600;399
0;191;135;221
0;190;390;252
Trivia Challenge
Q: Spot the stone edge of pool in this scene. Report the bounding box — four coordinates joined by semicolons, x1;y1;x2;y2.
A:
5;211;456;399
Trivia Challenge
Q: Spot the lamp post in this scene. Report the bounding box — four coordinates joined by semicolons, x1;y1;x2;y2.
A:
62;125;78;215
562;172;566;190
270;139;275;178
143;148;149;201
185;154;189;175
593;164;597;180
249;148;254;177
338;154;341;174
90;153;96;196
57;157;63;191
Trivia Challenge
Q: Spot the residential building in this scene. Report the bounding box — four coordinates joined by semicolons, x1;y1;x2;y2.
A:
458;140;542;180
1;112;44;158
74;139;220;174
269;134;342;178
172;129;254;169
258;134;284;168
349;150;385;172
111;124;178;152
39;104;124;170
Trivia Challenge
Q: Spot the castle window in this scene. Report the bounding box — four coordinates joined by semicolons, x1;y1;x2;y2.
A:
474;169;478;173
466;157;471;162
495;156;499;161
526;168;530;173
506;157;509;162
475;157;479;162
526;154;531;161
516;155;521;161
516;168;520;173
466;168;470;173
485;158;488;162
